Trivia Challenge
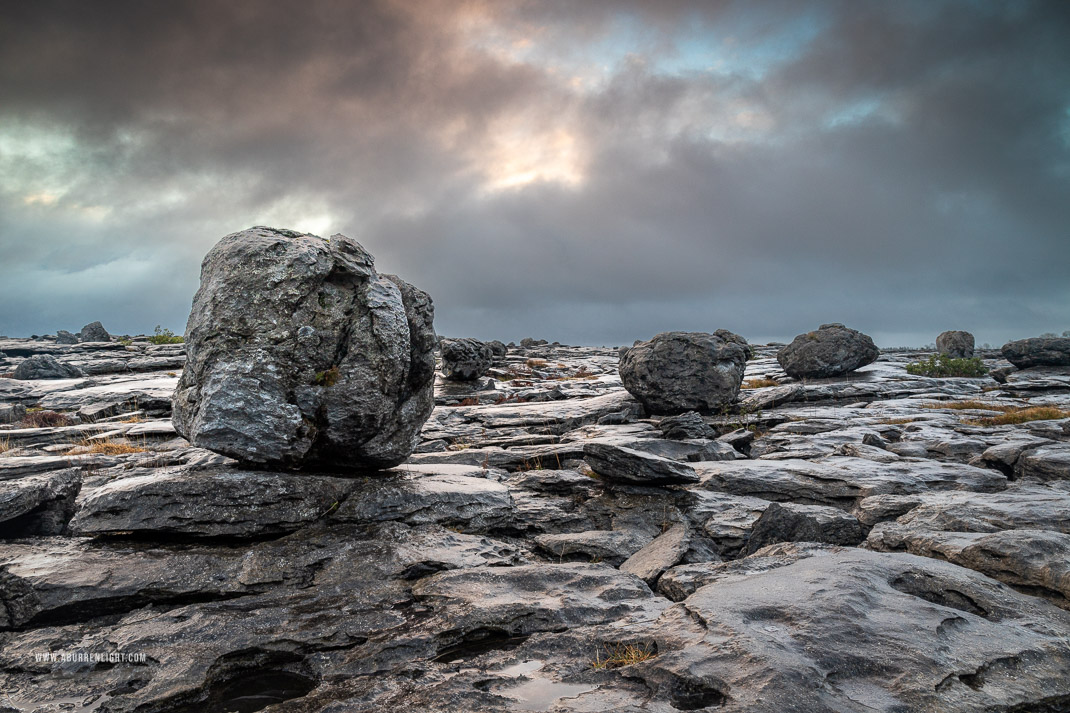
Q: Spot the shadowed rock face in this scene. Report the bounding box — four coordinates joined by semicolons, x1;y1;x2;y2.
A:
13;354;84;380
1002;337;1070;368
619;331;747;415
777;323;879;379
172;227;436;470
937;330;975;358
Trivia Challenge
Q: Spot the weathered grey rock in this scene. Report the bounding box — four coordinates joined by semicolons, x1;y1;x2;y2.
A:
884;481;1070;534
13;354;84;380
486;339;507;358
686;491;771;555
335;472;514;533
1001;337;1070;368
869;524;1070;608
172;227;436;470
745;501;865;553
776;323;879;379
657;411;715;440
936;330;975;358
439;337;493;381
618;331;747;415
534;529;651;565
584;441;699;485
0;469;81;536
0;402;25;425
694;457;1006;507
69;467;355;538
650;548;1070;712
620;522;690;585
1015;443;1070;481
55;330;79;345
78;321;111;342
412;563;665;638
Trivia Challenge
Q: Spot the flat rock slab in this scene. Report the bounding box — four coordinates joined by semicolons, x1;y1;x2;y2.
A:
869;524;1070;609
620;522;691;585
584;441;699;485
865;480;1070;533
335;472;514;533
0;454;126;480
650;547;1070;712
694;456;1006;507
69;467;354;538
534;529;651;565
412;563;669;643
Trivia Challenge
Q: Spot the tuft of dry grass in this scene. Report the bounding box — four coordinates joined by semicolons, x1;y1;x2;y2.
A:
967;406;1070;426
71;437;148;455
21;410;74;428
741;378;779;389
455;397;479;407
877;417;920;425
120;415;143;424
591;642;658;670
525;358;547;368
0;437;12;455
922;400;1017;411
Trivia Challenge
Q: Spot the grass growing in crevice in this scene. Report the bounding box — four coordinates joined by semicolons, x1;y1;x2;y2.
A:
906;354;987;378
70;437;148;455
591;642;658;670
966;406;1070;426
741;378;779;389
21;410;74;428
0;437;12;455
922;400;1016;411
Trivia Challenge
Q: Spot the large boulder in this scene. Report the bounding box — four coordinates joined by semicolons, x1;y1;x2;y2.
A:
936;330;974;358
439;338;493;381
13;354;84;380
776;323;879;379
618;331;748;415
55;330;79;345
172;226;436;470
78;321;111;342
1001;337;1070;368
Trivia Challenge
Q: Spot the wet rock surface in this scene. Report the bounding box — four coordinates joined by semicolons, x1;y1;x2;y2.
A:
937;329;975;358
1;337;1070;711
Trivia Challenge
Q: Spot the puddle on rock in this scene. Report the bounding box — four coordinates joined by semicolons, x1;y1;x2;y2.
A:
492;659;596;712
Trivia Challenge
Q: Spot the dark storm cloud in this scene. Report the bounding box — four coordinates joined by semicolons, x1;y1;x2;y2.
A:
0;0;1067;346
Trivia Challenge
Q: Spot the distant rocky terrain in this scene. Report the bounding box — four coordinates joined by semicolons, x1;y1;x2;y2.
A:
1;235;1069;712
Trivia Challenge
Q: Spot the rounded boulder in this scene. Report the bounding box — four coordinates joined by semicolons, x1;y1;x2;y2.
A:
777;323;879;379
172;227;436;470
619;331;748;415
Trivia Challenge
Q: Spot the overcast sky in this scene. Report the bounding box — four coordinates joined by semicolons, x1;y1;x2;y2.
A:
1;0;1068;346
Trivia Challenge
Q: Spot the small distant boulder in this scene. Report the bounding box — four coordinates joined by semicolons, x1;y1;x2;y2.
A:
78;321;111;343
172;226;436;470
486;340;507;359
13;354;85;380
520;337;548;348
619;331;748;415
777;323;879;379
1001;337;1070;368
440;338;493;381
55;330;79;345
936;330;974;358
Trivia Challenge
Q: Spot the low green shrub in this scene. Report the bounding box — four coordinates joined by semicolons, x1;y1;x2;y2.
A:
147;325;184;344
906;354;987;378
